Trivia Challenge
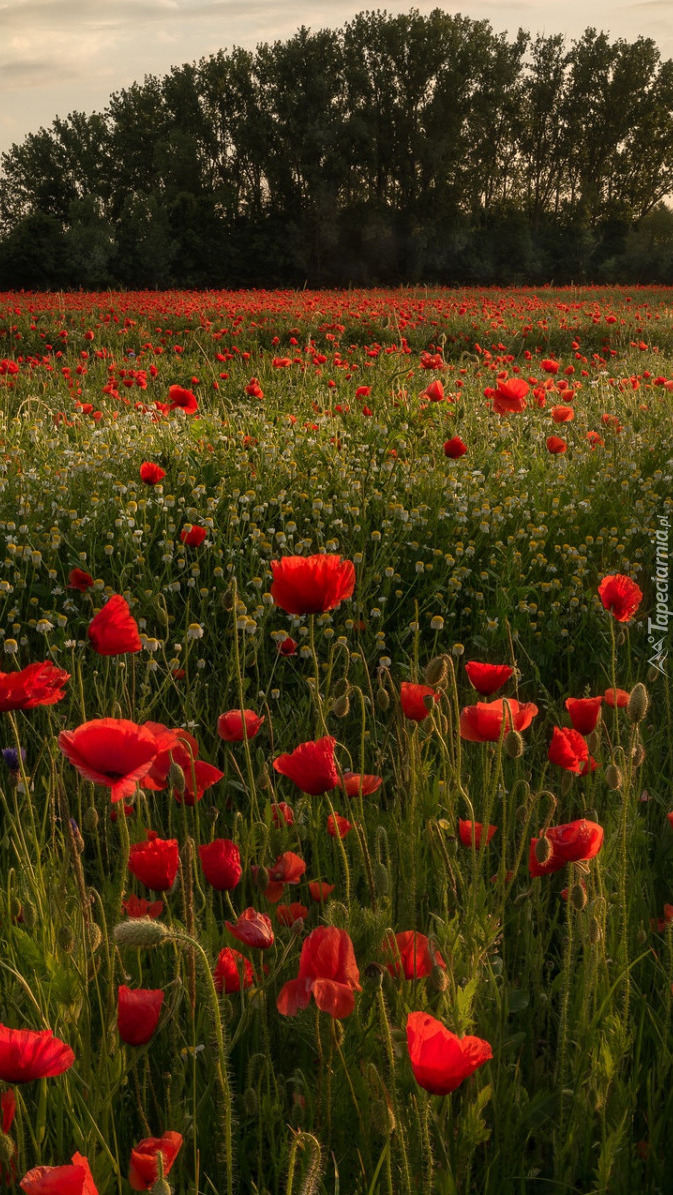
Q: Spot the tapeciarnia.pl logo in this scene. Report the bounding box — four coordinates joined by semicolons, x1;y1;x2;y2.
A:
648;514;670;676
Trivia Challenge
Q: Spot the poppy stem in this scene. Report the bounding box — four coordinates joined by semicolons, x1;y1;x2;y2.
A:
230;578;261;824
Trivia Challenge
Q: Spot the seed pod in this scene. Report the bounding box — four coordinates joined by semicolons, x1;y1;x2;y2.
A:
627;683;649;724
605;764;623;790
332;694;350;718
114;918;172;949
57;925;76;953
570;883;588;911
82;806;99;833
376;688;390;712
505;731;525;759
535;835;553;865
424;655;448;687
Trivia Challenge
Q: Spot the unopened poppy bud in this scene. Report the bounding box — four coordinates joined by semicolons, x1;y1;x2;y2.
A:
570;883;588;911
168;761;186;795
535;835;553;865
605;764;623;790
22;900;36;930
374;863;389;896
371;1098;396;1136
628;683;649;724
113;918;172;949
331;1020;345;1046
376;688;390;711
9;895;21;919
515;804;528;824
223;588;235;611
57;925;75;953
647;665;660;683
257;763;271;790
255;866;269;891
333;677;350;699
88;923;102;952
332;694;350;718
291;916;304;935
150;1181;172;1195
364;961;386;988
616;631;626;647
587;729;602;756
422;693;436;712
0;1132;14;1165
424;655;448;687
636;925;648;945
428;963;450;993
632;743;646;768
243;1087;259;1116
505;730;525;759
82;806;99;833
588;917;602;945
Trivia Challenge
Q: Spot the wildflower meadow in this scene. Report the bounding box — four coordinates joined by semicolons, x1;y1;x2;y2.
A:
0;285;671;1194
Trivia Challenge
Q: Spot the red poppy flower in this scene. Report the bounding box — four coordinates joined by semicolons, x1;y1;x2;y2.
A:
598;574;643;622
604;687;629;708
58;718;159;803
400;682;439;722
277;635;298;656
491;378;529;415
268;852;306;884
340;772;382;797
273;736;339;795
172;758;223;806
20;1154;98;1194
216;710;265;742
308;880;334;902
277;926;361;1018
128;831;179;891
460;698;538;742
0;661;70;711
667;811;673;830
276;902;308;926
458;820;497;849
382;931;445;980
199;839;242;890
529;819;604;877
1;1087;15;1133
541;359;559;374
652;904;673;932
139;462;165;485
443;436;467;458
546;436;567;454
129;1132;182;1191
422;380;444;402
213;947;254;994
122;894;164;919
406;1011;492;1094
180;525;207;547
140;724;195;788
67;568;94;591
565;696;602;734
270;553;355;614
0;1025;74;1083
327;812;352;838
117;986;164;1046
245;378;264;399
464;662;513;696
548;726;590;773
551;405;574;423
168;384;198;414
225;908;275;949
271;801;295;826
87;595;142;656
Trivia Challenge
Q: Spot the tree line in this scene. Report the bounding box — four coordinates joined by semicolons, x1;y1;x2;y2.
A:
2;7;673;288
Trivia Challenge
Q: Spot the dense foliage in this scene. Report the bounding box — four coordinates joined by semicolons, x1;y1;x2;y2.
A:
2;10;673;287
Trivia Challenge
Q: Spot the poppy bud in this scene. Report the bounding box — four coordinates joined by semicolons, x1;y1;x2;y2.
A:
636;925;648;945
632;743;646;767
505;730;525;758
587;729;602;756
364;962;386;988
88;923;102;952
588;917;602;945
647;665;660;683
570;883;588;911
291;916;305;936
628;683;649;724
374;862;389;896
9;894;21;919
150;1181;172;1195
255;866;269;892
83;805;99;832
0;1132;14;1165
114;918;172;949
616;631;626;646
428;963;450;993
535;835;553;865
168;761;186;795
332;1020;345;1047
243;1088;259;1116
515;804;529;824
332;694;350;718
22;900;36;930
422;693;436;712
333;678;350;699
424;655;448;687
605;764;622;790
376;688;390;711
57;925;76;953
370;1098;396;1136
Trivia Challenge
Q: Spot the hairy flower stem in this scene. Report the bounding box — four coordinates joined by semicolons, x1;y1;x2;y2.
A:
555;874;575;1158
376;989;413;1195
230;578;261;824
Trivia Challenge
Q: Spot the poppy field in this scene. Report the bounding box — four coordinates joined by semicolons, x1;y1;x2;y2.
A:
0;285;671;1195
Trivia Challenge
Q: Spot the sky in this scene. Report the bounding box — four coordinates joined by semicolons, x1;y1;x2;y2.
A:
1;0;672;157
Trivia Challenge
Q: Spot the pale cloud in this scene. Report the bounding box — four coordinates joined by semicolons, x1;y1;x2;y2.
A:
1;0;672;154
